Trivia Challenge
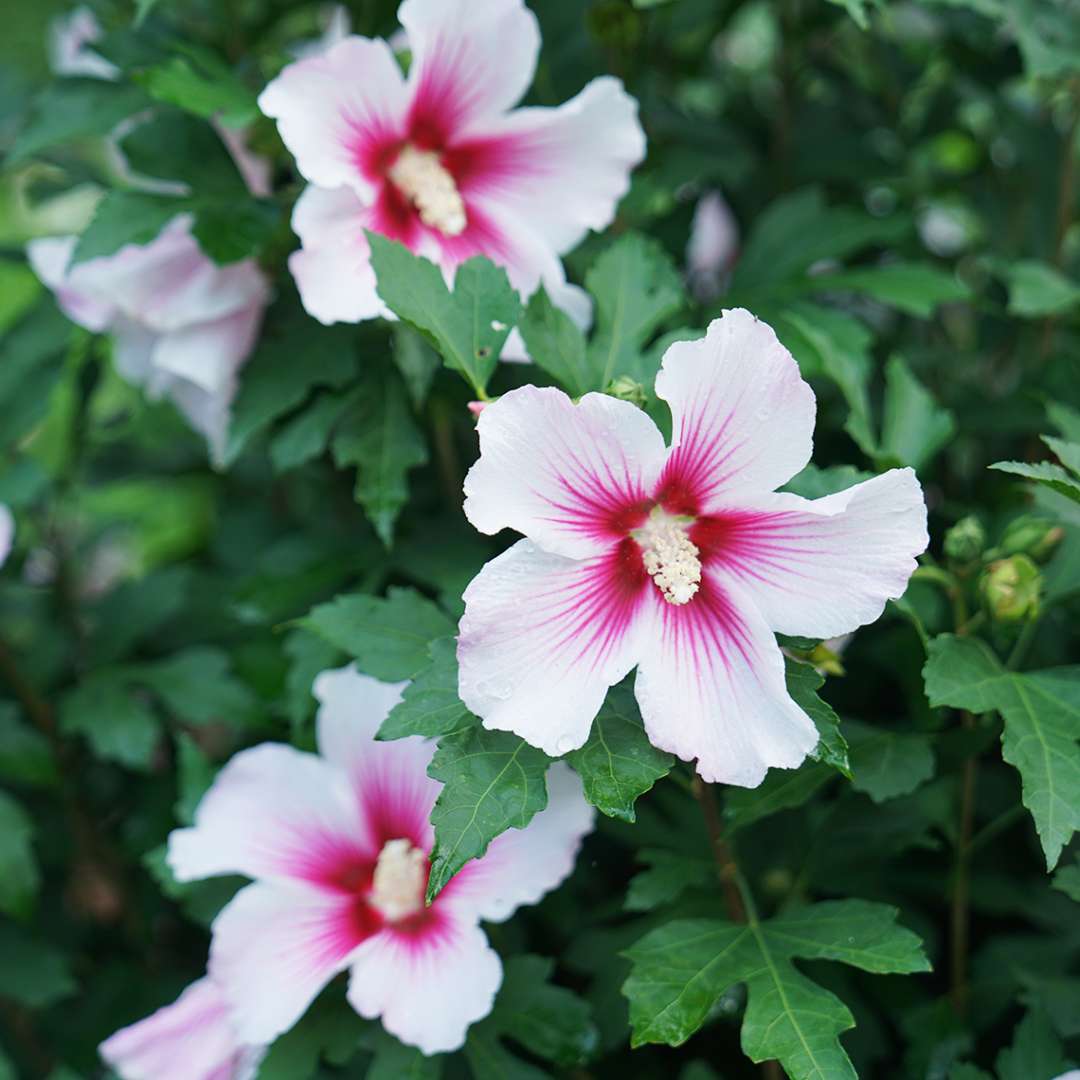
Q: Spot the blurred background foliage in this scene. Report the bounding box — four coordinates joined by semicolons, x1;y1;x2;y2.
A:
2;0;1080;1077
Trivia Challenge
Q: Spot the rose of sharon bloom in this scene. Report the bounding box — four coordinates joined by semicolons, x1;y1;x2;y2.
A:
167;666;594;1054
27;217;269;463
258;0;645;330
457;309;929;786
100;977;264;1080
0;505;12;568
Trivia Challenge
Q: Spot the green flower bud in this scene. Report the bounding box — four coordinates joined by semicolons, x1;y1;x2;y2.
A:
606;375;647;409
999;515;1064;563
944;515;985;564
979;555;1042;622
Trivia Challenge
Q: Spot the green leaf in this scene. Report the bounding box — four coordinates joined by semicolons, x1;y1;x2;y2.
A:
625;849;714;912
366;1028;443;1080
255;992;362;1079
0;925;76;1007
368;234;520;395
134;646;257;727
624;900;929;1077
731;188;908;294
283;629;343;738
425;728;551;901
517;286;592;396
142;846;242;926
465;955;597;1074
585;233;684;388
924;635;1080;868
0;706;57;787
59;671;160;770
173;733;217;825
995;1009;1066;1080
990;460;1080;506
567;682;673;822
826;0;883;28
846;719;936;803
1005;260;1080;317
775;304;876;456
135;52;259;127
0;790;39;919
269;392;353;473
786;658;851;777
378;637;475;741
391;324;441;410
8;79;152;163
1043;434;1080;476
815;262;968;317
726;759;835;830
0;303;73;451
224;316;357;464
783;464;875;499
302;587;455;681
880;357;956;470
330;365;428;546
1051;852;1080;901
189;198;281;265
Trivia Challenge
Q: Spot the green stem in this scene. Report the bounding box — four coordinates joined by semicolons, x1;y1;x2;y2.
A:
1006;616;1040;672
968;804;1024;857
692;778;747;924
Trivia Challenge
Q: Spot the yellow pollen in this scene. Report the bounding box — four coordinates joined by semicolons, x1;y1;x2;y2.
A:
387;145;467;237
636;512;702;605
370;838;427;922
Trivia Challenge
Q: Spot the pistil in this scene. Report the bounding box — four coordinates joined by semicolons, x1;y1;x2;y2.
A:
635;510;702;605
387;145;467;237
369;838;427;921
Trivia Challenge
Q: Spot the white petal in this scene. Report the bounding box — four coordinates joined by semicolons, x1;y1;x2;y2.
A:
99;977;263;1080
287;185;388;325
258;36;407;198
714;469;928;639
26;236;115;332
655;310;816;510
347;917;502;1055
313;664;439;850
466;77;645;255
400;0;539;134
168;743;371;886
458;539;650;757
209;881;365;1045
0;505;13;569
48;7;119;80
634;568;818;787
687;191;739;301
445;762;593;922
213;121;272;198
463;384;667;559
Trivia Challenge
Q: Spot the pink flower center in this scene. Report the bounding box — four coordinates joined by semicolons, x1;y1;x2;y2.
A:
386;145;467;237
368;838;427;922
632;508;701;605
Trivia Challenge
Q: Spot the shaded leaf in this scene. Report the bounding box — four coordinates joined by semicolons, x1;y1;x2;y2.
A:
567;682;673;822
786;658;851;777
846;719;936;803
625;849;714;912
880;357;956;471
0;790;38;919
71;191;183;267
518;286;592;396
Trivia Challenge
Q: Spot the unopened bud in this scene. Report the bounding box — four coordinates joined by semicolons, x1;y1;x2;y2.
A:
999;515;1064;563
944;516;985;564
980;555;1042;622
606;375;647;408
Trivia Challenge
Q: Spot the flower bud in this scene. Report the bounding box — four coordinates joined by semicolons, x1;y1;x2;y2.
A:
605;375;647;409
944;515;985;564
999;515;1064;563
979;555;1042;622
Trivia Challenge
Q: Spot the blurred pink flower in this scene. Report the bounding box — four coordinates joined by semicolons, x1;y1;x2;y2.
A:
0;505;12;568
457;310;928;785
99;976;264;1080
686;190;739;302
258;0;645;333
48;7;119;80
27;217;270;462
167;665;594;1054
